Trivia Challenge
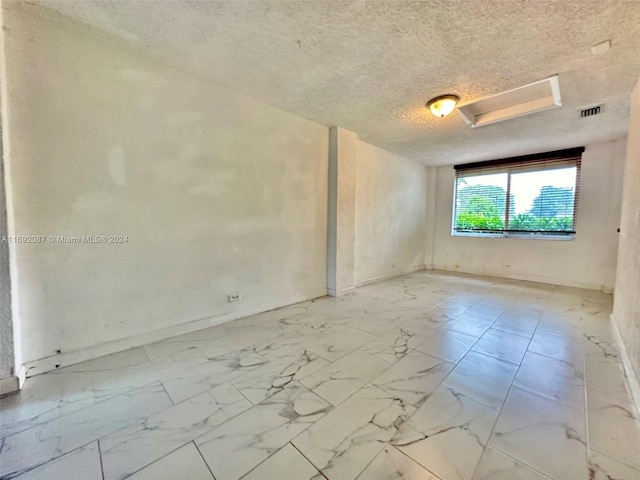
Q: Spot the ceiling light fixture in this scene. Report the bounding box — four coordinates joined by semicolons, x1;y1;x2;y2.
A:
427;94;460;118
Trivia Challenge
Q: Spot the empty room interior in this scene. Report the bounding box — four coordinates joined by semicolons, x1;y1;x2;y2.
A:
2;1;640;479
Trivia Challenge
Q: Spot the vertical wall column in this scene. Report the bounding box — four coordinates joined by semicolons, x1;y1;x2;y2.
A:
424;166;437;269
0;125;17;395
327;127;357;296
0;7;20;394
612;78;640;409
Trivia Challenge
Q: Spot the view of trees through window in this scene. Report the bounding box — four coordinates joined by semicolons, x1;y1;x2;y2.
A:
454;165;578;236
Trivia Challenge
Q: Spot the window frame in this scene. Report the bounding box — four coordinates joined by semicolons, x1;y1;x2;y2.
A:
451;148;583;240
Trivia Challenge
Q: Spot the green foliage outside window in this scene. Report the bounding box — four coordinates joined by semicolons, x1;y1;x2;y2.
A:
455;184;574;233
508;214;573;231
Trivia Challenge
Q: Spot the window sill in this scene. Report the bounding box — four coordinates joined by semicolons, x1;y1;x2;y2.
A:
451;232;576;241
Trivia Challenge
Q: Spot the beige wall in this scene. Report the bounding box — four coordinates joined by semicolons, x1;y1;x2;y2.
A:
613;79;640;386
354;140;428;284
2;4;329;367
432;138;626;291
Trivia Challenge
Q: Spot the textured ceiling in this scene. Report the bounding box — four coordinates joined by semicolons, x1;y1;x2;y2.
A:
38;0;640;165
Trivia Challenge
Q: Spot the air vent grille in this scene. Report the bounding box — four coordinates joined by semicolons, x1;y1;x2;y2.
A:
580;105;602;118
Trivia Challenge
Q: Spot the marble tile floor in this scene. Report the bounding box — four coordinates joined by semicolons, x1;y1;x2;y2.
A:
1;271;639;480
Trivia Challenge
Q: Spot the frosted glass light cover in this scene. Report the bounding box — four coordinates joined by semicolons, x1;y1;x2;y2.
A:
427;96;459;117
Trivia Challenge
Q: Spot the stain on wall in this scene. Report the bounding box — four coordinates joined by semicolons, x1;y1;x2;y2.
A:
2;4;328;365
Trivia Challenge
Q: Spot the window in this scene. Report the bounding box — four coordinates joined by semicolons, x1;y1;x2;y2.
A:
452;147;583;238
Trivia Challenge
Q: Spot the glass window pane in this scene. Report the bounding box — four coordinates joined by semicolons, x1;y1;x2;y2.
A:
508;166;577;232
454;173;508;232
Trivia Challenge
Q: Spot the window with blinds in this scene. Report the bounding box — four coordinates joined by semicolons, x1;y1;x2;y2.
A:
452;147;583;238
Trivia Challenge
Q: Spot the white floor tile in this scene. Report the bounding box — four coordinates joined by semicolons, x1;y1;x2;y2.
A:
489;386;587;480
514;351;584;412
491;315;539;338
11;442;102;480
0;383;171;479
195;383;329;480
472;328;530;365
126;443;214;480
443;351;518;409
586;388;640;471
300;350;389;406
356;445;440;480
472;447;548;480
100;383;251;480
393;385;499;480
241;444;321;480
231;348;329;405
371;350;454;407
587;450;640;480
293;385;415;480
414;329;478;363
527;329;583;366
361;329;429;363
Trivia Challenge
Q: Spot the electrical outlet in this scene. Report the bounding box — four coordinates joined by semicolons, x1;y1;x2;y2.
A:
228;293;241;303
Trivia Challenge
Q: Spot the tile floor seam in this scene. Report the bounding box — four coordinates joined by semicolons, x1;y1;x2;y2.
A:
481;445;555;480
159;382;176;406
512;382;583;412
227;378;257;406
523;345;581;367
347;325;386;339
97;439;106;480
4;438;100;480
585;381;637;404
467;288;548;480
192;440;217;480
441;351;520;410
583;330;592;471
288;441;329;479
387;444;446;480
102;428;219;479
349;443;397;480
587;445;640;472
297;350;397;408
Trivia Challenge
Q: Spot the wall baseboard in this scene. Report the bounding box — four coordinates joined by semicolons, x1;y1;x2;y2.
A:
0;375;20;396
355;264;427;288
611;314;640;416
431;265;609;292
22;288;327;377
327;286;356;297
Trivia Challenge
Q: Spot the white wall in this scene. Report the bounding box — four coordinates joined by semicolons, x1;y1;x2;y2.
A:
2;4;329;369
354;140;428;284
432;139;626;291
613;78;640;393
0;119;17;391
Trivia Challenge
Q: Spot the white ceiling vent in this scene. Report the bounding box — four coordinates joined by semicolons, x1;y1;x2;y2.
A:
457;75;562;128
